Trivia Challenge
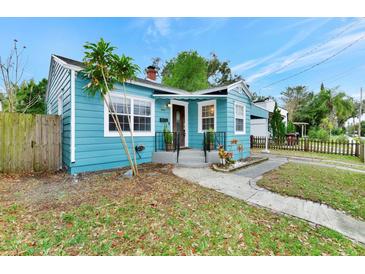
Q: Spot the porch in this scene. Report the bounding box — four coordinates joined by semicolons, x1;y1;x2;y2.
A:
153;93;228;165
152;131;226;166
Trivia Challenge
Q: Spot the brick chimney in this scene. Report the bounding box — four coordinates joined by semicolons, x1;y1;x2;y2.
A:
146;65;157;81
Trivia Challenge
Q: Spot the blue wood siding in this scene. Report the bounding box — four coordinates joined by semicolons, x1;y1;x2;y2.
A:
155;99;170;132
188;98;227;149
69;76;159;174
46;60;72;168
226;88;251;160
50;68;256;173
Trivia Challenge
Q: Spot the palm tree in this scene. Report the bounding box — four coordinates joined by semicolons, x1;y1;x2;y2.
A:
317;86;354;128
113;54;140;175
82;38;140;175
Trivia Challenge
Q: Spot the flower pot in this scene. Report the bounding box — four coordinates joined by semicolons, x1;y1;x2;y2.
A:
165;143;173;151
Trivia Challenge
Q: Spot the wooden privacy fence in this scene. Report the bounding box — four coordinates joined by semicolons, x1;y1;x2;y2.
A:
252;136;361;157
0;112;61;173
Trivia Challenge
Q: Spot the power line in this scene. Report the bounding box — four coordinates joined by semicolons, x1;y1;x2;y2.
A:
257;19;363;79
261;33;365;89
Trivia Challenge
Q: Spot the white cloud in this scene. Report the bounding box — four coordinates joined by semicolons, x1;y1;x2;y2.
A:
232;19;331;74
146;18;171;38
244;19;365;85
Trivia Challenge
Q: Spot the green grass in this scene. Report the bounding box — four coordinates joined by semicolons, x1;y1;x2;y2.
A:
0;164;364;255
252;148;363;166
257;163;365;221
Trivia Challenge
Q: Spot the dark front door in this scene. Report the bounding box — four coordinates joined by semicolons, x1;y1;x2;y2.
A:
172;104;185;147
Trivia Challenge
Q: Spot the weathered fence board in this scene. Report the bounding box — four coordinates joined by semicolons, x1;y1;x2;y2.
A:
252;136;362;158
0;112;61;173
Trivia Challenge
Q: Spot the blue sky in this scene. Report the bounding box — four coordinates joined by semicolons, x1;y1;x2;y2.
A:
0;17;364;100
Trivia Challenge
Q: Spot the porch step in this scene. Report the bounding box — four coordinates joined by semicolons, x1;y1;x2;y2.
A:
176;162;210;168
152;149;219;167
179;149;205;156
177;149;207;167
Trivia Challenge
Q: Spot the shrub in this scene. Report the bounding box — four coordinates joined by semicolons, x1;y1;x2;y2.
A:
331;134;348;142
287;121;296;133
308;128;329;141
332;127;345;136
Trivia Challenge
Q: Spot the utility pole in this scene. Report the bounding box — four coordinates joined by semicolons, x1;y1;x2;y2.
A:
359;87;363;137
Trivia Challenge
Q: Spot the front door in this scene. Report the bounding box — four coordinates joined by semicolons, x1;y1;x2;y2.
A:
172;104;185;147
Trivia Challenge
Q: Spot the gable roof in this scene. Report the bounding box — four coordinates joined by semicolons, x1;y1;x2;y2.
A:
51;54;189;95
49;54;253;98
193;80;252;99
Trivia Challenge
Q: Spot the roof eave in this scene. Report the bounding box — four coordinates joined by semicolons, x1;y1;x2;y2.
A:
128;79;189;95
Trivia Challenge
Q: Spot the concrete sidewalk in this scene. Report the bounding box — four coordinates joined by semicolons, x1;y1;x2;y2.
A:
173;160;365;244
254;152;365;174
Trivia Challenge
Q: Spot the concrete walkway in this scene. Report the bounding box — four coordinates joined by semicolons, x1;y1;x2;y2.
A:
254;152;365;174
173;159;365;244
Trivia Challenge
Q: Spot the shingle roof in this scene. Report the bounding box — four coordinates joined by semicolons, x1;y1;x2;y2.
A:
52;54;190;94
51;54;246;96
54;55;84;68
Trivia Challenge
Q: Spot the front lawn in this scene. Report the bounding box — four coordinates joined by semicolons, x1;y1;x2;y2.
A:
0;164;364;255
257;163;365;221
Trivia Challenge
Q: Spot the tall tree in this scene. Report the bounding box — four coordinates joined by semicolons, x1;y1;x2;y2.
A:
0;39;27;112
160;51;243;92
270;103;286;138
294;85;355;128
207;52;242;86
161;51;209;92
83;38;140;176
280;85;312;122
316;85;354;128
15;78;47;114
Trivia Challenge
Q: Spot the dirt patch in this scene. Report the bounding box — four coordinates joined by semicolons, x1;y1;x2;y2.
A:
0;163;175;212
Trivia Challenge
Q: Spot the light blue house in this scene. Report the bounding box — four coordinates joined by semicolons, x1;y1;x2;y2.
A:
46;55;268;174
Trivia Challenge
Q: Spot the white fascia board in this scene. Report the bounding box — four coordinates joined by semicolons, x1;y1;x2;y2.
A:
227;80;253;99
153;94;227;98
128;80;189;95
193;86;229;95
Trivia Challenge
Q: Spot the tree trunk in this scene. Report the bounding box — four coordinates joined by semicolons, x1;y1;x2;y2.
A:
100;69;136;175
105;94;136;175
122;82;138;176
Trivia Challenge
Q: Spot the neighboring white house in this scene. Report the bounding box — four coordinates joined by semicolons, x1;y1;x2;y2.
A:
344;114;365;128
251;98;288;136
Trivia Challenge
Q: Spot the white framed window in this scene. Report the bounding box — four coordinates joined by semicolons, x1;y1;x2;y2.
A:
198;99;216;133
104;93;155;137
234;101;246;135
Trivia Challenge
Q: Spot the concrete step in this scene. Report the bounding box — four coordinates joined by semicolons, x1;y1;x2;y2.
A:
176;162;210;168
179;155;206;161
179;149;205;156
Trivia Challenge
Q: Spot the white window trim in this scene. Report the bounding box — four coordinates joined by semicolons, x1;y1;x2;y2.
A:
198;99;217;133
169;99;189;147
234;101;246;135
104;92;155;137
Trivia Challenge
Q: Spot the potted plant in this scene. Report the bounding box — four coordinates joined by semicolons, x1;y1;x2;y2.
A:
163;125;174;151
207;128;215;150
